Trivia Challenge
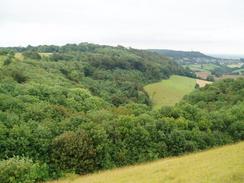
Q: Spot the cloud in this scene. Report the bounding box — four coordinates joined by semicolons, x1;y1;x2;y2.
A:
0;0;243;54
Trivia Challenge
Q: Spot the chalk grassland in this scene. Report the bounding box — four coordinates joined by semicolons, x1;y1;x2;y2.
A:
196;79;212;87
49;142;244;183
144;75;196;109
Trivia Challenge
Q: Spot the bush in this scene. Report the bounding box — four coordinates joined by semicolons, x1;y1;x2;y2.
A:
12;71;28;83
3;57;12;65
50;124;111;174
0;157;48;183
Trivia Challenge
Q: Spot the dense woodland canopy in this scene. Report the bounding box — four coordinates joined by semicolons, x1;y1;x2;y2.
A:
0;43;194;106
0;43;243;182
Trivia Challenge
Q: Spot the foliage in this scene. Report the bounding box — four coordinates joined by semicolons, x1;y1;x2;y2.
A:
22;51;41;60
0;43;243;181
0;157;48;183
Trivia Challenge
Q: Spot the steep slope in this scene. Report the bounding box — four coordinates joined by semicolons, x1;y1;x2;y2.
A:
49;142;244;183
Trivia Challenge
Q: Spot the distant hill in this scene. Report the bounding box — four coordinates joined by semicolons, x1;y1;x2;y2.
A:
148;49;242;77
150;49;214;60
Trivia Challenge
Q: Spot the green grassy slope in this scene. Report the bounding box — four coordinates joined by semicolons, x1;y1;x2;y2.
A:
144;75;196;108
49;142;244;183
187;63;219;73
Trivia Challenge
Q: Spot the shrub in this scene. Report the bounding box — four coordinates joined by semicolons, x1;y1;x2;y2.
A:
12;71;28;83
50;125;111;174
3;57;12;65
0;157;48;183
22;51;41;60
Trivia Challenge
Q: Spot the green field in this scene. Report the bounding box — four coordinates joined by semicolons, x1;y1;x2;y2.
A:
49;142;244;183
187;63;219;73
232;68;244;74
144;75;196;108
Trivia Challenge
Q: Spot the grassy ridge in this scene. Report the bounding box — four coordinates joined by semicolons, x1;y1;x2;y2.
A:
144;75;196;108
49;142;244;183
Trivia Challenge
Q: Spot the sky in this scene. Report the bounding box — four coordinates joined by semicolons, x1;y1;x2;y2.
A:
0;0;244;54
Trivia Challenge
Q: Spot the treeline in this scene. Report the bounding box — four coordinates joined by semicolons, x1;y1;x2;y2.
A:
0;43;194;107
0;44;243;182
0;77;243;182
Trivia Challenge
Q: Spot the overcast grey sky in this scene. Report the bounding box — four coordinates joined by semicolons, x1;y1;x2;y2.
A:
1;0;243;54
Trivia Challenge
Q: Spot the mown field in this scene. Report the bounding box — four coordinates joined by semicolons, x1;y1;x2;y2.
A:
187;63;219;72
49;142;244;183
216;74;244;80
144;75;196;108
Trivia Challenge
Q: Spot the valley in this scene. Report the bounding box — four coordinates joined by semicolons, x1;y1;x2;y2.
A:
0;44;243;183
2;1;244;182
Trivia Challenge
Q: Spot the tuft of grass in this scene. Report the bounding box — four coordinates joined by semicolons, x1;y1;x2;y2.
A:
144;75;196;109
48;142;244;183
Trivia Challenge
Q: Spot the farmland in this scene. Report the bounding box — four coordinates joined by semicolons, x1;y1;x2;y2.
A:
49;142;244;183
187;63;219;72
216;74;244;80
144;75;196;108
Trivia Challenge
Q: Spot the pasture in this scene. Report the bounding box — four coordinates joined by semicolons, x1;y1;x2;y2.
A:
144;75;196;109
187;63;219;72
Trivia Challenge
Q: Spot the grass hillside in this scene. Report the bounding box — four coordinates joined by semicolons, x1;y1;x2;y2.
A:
144;75;196;108
49;142;244;183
